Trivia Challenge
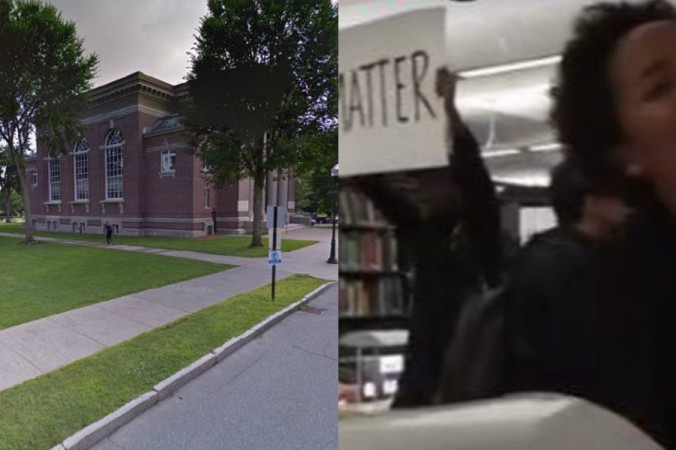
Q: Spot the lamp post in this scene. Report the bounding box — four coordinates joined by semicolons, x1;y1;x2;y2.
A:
327;163;339;264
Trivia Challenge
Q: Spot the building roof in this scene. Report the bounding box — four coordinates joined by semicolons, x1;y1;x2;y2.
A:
88;71;182;106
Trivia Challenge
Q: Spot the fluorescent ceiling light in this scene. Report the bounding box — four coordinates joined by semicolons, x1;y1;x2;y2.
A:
458;55;562;79
530;143;562;152
483;148;521;158
458;84;550;113
493;174;550;187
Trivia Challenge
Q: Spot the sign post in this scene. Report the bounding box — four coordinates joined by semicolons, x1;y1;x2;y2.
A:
267;206;286;300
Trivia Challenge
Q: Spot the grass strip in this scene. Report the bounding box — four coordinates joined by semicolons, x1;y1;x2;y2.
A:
0;274;328;450
0;236;231;330
0;223;317;257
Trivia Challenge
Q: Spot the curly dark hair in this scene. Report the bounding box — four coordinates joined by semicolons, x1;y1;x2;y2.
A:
549;159;590;226
550;0;676;186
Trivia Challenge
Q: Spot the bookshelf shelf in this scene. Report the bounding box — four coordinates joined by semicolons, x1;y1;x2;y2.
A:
339;185;410;324
340;315;409;332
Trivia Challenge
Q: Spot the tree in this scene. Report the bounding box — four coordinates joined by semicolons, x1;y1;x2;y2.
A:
185;0;337;247
0;0;97;243
294;128;337;216
0;146;21;222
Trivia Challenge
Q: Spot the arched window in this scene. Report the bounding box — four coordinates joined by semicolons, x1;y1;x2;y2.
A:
48;157;61;202
104;130;124;199
73;138;89;200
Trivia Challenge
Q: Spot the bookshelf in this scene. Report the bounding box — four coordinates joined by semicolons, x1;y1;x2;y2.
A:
339;185;411;326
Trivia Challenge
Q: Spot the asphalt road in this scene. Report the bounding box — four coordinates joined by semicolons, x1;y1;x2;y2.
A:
93;283;338;450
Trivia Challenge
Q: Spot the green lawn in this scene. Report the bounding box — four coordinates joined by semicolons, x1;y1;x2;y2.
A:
0;236;231;330
0;223;317;257
0;274;328;450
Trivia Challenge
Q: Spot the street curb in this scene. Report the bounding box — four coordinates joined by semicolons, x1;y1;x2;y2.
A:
212;336;246;363
153;353;217;402
62;391;158;450
56;281;334;449
237;282;331;343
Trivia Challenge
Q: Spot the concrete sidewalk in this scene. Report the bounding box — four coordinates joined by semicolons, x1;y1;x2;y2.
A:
0;226;337;392
0;225;338;281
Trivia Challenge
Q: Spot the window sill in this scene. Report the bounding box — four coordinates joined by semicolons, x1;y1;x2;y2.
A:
159;171;176;178
69;200;90;214
43;201;62;213
99;199;124;214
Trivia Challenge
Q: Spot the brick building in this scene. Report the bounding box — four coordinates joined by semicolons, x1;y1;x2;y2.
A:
25;72;294;237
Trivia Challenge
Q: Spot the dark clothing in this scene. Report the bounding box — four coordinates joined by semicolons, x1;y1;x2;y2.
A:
504;218;676;448
392;221;483;407
361;124;503;408
448;124;502;289
105;225;113;244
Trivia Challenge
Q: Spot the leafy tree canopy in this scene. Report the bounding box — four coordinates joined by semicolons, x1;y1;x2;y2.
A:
0;0;98;242
184;0;336;246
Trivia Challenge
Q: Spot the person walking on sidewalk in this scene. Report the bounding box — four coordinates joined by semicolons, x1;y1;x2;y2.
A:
105;223;114;245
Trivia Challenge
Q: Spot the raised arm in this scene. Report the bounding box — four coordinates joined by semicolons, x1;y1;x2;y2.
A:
437;67;503;286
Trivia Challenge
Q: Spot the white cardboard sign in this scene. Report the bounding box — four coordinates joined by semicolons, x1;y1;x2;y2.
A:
339;8;448;177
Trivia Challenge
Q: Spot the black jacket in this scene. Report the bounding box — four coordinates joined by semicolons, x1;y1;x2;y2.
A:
504;219;675;448
359;124;502;408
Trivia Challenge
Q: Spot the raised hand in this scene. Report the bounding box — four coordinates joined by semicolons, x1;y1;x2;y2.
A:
436;67;459;119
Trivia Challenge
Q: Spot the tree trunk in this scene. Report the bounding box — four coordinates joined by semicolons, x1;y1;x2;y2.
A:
4;191;10;222
10;149;34;243
250;172;265;247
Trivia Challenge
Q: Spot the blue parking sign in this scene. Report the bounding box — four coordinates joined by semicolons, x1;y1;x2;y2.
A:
268;250;282;266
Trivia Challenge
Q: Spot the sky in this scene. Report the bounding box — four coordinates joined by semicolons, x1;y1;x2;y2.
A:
46;0;210;87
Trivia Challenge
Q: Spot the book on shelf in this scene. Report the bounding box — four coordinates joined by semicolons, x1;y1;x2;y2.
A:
385;277;405;315
365;195;376;224
374;234;384;271
340;277;405;318
339;278;348;313
381;232;398;272
348;235;362;272
339;189;352;225
342;186;389;227
339;237;349;271
340;231;399;274
346;280;358;315
347;188;365;225
359;233;371;273
363;232;382;272
356;280;370;316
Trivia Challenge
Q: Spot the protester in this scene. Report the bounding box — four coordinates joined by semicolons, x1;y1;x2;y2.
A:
105;223;114;245
504;159;636;410
357;68;503;408
505;1;676;446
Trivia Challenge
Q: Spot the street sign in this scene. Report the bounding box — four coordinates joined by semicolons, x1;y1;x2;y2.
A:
269;206;282;300
266;206;286;228
269;228;282;250
268;250;282;266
